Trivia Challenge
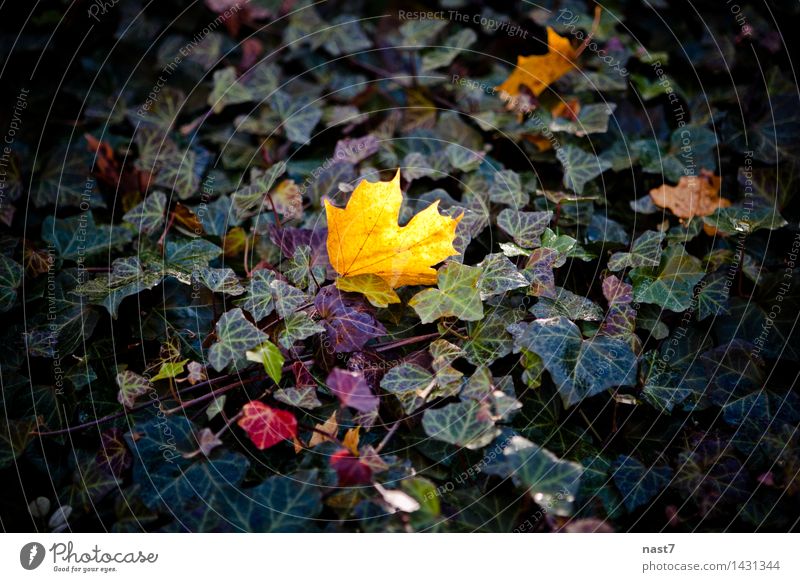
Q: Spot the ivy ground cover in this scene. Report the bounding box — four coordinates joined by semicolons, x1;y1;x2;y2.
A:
1;0;799;533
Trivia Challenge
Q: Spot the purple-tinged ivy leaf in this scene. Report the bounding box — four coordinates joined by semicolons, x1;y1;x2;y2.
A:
326;368;379;413
315;285;385;353
600;275;637;338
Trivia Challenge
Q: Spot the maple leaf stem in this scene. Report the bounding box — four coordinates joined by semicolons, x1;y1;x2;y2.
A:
575;4;603;58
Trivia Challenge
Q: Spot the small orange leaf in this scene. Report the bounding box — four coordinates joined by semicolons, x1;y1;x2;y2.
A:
496;27;577;97
343;427;360;456
324;170;462;288
649;170;731;220
173;203;204;234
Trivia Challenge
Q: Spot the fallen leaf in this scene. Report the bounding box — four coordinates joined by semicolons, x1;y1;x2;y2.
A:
237;401;298;450
496;27;577;97
334;274;400;308
649;170;731;220
324;170;461;288
308;411;338;448
343;427;360;455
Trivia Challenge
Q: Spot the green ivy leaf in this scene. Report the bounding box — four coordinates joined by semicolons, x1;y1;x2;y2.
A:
486;436;584;516
496;209;553;248
0;254;23;312
245;341;285;384
556;144;612;194
422;400;499;449
278;312;324;349
421;28;477;72
192;267;245;296
510;317;637;407
208;308;269;372
608;230;665;271
409;262;483;323
630;245;705;312
123;191;167;235
42;213;132;261
477;253;529;299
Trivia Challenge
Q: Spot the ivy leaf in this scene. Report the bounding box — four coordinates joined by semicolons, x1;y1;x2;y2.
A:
326;369;379;413
630;245;705;312
245;341;285;384
283;244;324;291
380;363;434;413
274;387;322;410
477;253;529;299
523;247;559;299
42;213;132;261
463;305;523;366
150;359;188;382
192;267;245;296
532;286;604;321
268;91;322;144
277;312;324;350
239;270;277;321
315;285;385;353
488;169;528;207
556;144;612;194
164;238;223;284
510;317;637;407
271;279;309;318
330;449;373;486
551;103;617;137
600;275;637;338
409;262;483;324
0;255;23;312
237;401;298;450
116;370;152;409
422;401;499;450
703;200;788;235
381;363;433;395
76;257;164;318
421;28;477;72
485;436;584;516
612;455;673;513
231;163;287;218
123;191;167;235
335;274;401;308
696;271;730;320
496;209;552;248
207;308;268;372
607;230;665;272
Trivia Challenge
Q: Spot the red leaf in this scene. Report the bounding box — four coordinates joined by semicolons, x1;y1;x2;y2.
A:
237;401;297;450
330;448;372;486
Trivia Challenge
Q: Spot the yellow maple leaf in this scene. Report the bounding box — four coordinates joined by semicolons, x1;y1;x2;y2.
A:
649;170;731;220
324;170;462;288
496;27;577;97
